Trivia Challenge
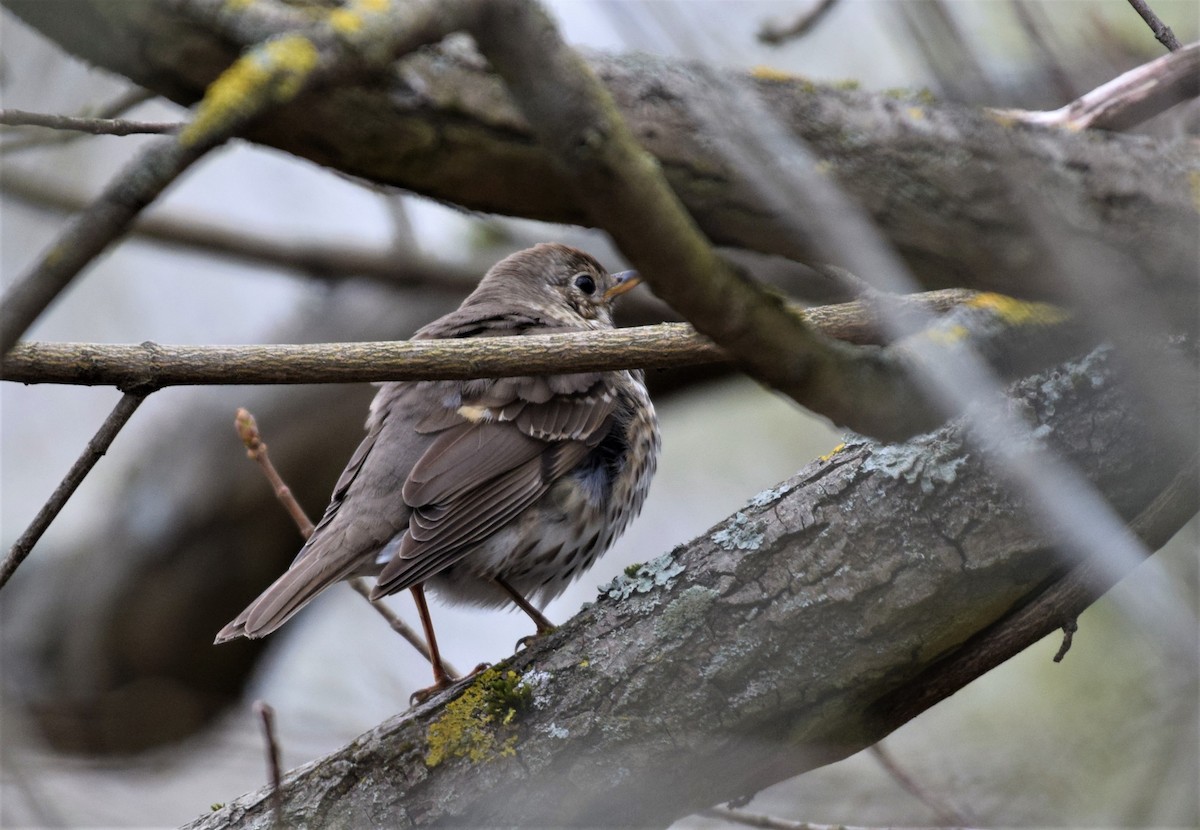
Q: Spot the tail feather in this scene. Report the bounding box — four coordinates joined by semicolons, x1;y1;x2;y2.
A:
214;553;361;644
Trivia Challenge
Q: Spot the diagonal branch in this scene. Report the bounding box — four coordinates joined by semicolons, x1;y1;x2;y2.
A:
992;40;1199;131
0;392;147;591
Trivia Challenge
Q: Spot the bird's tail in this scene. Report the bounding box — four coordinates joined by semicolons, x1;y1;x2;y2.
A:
214;553;361;644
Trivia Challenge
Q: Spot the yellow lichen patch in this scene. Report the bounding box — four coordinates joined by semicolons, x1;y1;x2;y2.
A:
750;65;797;82
818;442;846;463
328;8;363;34
967;293;1069;327
924;323;969;345
224;0;254;10
424;669;532;768
180;34;320;146
1188;169;1200;213
906;106;925;121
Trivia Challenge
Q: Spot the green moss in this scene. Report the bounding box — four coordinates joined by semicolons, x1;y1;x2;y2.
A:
424;669;534;767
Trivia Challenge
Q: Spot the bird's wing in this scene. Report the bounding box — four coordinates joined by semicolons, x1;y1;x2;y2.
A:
371;372;617;595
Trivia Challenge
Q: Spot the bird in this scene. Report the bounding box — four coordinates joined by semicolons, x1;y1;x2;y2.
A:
215;243;660;700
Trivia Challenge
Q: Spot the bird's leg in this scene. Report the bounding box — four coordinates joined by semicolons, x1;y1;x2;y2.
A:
409;584;456;704
494;576;556;649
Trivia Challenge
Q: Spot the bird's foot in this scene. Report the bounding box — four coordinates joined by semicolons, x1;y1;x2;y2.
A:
515;626;557;651
408;663;491;706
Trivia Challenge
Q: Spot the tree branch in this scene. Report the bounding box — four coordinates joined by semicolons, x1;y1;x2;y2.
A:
992;40;1199;131
0;392;146;591
0;290;1087;395
1126;0;1183;51
5;1;1194;330
0;107;181;136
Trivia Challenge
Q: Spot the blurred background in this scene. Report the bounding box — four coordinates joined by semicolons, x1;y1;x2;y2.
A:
2;1;1197;827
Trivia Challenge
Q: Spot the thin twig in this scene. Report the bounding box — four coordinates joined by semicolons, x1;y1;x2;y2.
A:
0;87;156;154
756;0;839;45
869;742;975;827
236;409;314;537
0;108;181;136
252;700;284;825
234;408;455;675
0;392;146;591
1125;0;1183;51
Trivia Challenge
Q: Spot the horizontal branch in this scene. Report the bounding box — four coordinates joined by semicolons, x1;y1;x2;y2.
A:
0;107;180;136
0;289;1062;390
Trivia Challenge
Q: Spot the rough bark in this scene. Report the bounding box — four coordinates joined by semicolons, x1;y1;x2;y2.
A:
179;345;1197;829
5;0;1197;329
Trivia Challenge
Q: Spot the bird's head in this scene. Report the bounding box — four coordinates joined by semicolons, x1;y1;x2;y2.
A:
470;243;642;329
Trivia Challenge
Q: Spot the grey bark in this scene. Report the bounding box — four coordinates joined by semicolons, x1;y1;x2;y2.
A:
180;345;1197;829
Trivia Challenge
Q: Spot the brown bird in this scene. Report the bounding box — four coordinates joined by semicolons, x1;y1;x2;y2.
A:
216;243;659;699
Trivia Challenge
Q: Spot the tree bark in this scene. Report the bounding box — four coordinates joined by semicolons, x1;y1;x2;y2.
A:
180;345;1197;829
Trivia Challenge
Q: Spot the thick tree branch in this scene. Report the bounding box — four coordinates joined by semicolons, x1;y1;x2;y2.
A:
5;1;1195;329
180;345;1197;829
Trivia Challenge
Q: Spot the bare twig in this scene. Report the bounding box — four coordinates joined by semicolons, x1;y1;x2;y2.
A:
252;700;284;824
0;86;156;154
1126;0;1183;51
236;408;315;537
0;392;146;591
0;108;181;136
234;408;455;675
992;41;1200;131
756;0;839;45
869;742;975;827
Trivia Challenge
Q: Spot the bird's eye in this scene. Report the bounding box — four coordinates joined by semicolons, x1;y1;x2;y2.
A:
573;273;596;295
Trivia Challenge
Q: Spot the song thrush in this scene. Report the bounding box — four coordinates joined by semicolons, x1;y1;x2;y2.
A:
216;243;660;698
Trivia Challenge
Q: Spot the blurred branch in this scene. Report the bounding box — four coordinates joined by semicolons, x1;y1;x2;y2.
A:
0;108;180;136
701;806;980;830
868;742;974;826
0;170;849;306
0;86;155;154
475;0;964;442
0;0;489;356
992;40;1200;130
6;1;1194;328
0;391;146;592
1126;0;1183;51
0;290;1087;395
756;0;839;45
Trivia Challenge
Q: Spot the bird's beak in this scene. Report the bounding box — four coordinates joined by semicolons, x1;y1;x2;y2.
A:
603;270;642;301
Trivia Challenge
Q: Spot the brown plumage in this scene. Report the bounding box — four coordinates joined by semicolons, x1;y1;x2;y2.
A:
215;243;659;696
